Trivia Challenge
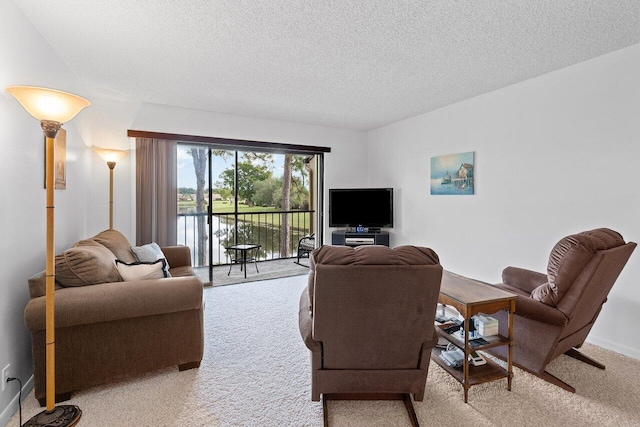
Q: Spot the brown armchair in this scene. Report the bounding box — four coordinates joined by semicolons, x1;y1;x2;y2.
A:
298;245;443;426
487;228;636;392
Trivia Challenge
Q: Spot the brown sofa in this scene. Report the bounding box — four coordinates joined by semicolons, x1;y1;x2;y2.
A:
24;229;204;406
487;228;636;392
299;245;442;425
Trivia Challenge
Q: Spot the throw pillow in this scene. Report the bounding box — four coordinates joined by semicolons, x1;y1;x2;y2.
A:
92;229;137;263
131;242;171;276
115;259;169;281
55;241;121;287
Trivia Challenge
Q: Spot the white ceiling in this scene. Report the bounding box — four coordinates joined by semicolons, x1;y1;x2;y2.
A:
13;0;640;131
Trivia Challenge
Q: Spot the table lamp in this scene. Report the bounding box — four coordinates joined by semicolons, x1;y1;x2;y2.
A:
93;147;128;229
6;85;90;427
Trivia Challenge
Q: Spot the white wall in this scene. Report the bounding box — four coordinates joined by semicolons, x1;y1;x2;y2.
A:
0;0;96;422
0;2;367;421
367;43;640;359
78;100;368;245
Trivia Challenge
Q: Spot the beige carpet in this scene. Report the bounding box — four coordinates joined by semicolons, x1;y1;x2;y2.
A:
9;275;640;427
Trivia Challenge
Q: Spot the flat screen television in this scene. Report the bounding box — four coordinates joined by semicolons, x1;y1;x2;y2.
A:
329;188;393;229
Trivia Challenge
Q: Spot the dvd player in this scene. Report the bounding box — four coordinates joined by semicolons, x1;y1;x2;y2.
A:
345;237;375;245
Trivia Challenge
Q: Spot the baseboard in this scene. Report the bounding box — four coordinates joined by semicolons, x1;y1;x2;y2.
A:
0;375;33;427
586;336;640;361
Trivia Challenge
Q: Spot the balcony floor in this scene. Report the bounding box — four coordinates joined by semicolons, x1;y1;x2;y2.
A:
194;257;310;287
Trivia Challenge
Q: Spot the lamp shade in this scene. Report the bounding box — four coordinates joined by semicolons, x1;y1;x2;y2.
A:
6;85;90;123
93;147;128;163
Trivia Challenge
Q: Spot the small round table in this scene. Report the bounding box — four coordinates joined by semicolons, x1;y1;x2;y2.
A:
225;244;261;278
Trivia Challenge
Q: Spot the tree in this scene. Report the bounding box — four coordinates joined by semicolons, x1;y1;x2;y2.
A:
280;154;292;257
288;156;309;209
215;188;232;204
217;161;271;204
290;176;309;209
187;147;208;266
178;187;196;195
253;177;281;207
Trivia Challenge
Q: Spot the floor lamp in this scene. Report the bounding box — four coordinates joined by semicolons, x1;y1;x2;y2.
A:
93;147;128;229
6;86;90;427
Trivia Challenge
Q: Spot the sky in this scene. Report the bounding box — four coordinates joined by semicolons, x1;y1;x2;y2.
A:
430;151;474;178
177;146;286;190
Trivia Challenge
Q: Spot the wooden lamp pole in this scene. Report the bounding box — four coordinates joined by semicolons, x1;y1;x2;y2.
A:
6;86;90;427
108;161;115;229
93;147;127;229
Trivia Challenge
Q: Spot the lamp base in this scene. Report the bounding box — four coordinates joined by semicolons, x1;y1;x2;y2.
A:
24;405;82;427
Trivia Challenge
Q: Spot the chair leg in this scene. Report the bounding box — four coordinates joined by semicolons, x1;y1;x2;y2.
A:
402;394;420;427
294;250;311;267
178;361;201;371
513;362;576;393
514;347;605;393
565;348;606;369
322;394;329;427
321;393;419;427
536;370;576;393
491;353;577;393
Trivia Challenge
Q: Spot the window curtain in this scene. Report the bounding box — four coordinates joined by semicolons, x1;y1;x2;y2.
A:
135;138;177;246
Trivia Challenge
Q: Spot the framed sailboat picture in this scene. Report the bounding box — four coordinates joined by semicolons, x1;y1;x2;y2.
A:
430;152;474;195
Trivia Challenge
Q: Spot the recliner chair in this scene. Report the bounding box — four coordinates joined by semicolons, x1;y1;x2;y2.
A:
298;245;443;426
487;228;636;392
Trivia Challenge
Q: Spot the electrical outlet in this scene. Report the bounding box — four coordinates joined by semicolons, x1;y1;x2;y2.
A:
1;364;10;392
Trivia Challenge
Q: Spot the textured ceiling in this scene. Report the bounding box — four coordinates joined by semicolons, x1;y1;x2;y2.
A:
12;0;640;131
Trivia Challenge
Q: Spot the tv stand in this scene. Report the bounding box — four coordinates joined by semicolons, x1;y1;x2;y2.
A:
331;230;390;247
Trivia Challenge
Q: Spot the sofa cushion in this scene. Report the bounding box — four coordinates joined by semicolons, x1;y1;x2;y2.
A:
55;240;121;287
116;259;168;281
92;229;137;263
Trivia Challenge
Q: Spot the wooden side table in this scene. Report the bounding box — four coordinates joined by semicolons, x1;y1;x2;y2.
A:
431;271;517;403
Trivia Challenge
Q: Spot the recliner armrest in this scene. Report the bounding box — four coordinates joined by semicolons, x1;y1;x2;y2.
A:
299;288;321;352
161;245;192;268
508;292;567;327
502;266;548;294
419;330;439;369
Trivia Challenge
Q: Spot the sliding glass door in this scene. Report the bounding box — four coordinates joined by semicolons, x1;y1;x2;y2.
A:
177;144;321;280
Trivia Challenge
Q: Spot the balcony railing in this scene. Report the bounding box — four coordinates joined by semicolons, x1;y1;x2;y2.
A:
177;210;314;267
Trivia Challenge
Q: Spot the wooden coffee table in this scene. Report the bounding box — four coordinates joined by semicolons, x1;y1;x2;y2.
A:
431;271;517;403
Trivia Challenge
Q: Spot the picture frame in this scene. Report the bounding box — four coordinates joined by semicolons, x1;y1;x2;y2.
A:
44;127;67;190
430;151;474;195
55;128;66;189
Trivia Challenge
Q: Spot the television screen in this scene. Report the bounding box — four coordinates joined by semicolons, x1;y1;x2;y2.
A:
329;188;393;228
